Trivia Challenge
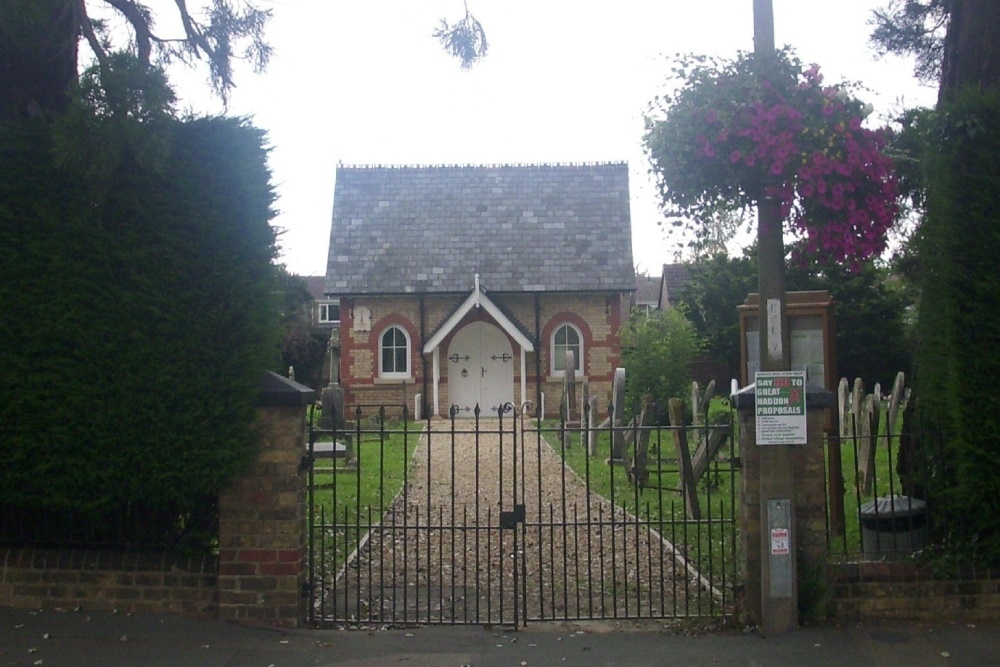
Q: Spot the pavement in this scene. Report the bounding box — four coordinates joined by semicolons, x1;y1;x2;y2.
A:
1;607;998;667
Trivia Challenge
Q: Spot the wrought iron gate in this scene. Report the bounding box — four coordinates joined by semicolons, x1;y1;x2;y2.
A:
306;402;739;627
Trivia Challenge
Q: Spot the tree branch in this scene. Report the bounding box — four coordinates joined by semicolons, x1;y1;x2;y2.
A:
77;0;112;85
104;0;152;67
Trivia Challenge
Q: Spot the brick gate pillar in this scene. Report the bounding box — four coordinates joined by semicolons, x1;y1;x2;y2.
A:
218;372;314;627
733;383;832;630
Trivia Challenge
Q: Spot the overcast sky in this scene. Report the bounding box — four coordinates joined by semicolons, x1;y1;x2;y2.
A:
169;0;936;277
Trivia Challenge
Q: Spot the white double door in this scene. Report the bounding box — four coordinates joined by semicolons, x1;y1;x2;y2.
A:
448;321;514;417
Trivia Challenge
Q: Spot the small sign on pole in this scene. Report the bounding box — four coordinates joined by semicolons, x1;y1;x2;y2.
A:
755;370;807;445
770;527;790;555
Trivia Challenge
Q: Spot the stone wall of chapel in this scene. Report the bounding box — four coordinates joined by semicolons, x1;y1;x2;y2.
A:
338;292;626;418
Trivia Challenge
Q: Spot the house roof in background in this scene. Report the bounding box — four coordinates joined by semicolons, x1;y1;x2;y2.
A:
659;263;691;307
325;163;634;295
634;274;660;306
301;276;326;301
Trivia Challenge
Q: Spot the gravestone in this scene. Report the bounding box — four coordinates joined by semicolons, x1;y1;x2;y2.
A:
564;350;577;421
609;367;627;464
626;397;655;488
318;383;345;430
858;393;880;494
690;379;717;425
668;397;700;520
586;396;599;456
838;377;850;438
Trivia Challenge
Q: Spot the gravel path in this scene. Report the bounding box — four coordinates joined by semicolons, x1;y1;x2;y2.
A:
330;418;721;625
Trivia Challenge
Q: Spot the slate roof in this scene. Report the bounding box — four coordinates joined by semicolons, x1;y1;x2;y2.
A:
300;276;326;301
325;163;634;295
659;263;691;307
634;275;661;307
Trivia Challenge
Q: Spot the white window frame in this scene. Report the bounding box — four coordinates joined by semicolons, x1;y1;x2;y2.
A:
379;325;411;379
318;301;340;324
550;323;583;377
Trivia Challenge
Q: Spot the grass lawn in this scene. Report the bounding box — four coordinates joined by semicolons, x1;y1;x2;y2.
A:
531;411;741;585
828;407;917;558
307;417;422;576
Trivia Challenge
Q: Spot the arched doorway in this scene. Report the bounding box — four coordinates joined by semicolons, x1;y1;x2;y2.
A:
447;321;514;416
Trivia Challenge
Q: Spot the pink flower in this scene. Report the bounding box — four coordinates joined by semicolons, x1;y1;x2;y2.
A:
705;110;719;123
730;150;742;163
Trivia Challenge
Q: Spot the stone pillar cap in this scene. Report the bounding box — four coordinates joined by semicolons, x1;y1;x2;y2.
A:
256;371;316;407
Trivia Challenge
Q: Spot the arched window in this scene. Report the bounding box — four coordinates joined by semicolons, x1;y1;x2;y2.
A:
551;323;583;376
380;325;410;378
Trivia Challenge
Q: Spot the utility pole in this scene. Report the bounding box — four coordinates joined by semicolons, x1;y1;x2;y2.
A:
752;0;796;635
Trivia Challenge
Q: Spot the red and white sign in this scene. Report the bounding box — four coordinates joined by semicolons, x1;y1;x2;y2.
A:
770;528;789;555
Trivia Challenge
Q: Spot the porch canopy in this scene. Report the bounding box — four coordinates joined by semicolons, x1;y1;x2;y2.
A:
423;284;535;416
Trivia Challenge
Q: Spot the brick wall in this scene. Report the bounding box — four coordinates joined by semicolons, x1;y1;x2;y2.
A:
0;549;217;615
216;380;311;627
0;373;313;629
830;562;1000;620
338;292;625;417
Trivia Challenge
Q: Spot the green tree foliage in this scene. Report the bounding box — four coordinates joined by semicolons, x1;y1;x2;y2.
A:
0;0;272;118
675;249;914;391
916;87;1000;562
674;251;757;382
0;73;279;548
786;251;914;389
869;0;949;84
620;309;701;415
874;0;1000;564
277;271;330;390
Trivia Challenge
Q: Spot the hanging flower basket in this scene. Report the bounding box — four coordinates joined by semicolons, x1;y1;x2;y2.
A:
644;50;899;265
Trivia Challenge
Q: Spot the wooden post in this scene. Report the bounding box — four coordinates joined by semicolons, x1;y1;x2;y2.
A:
752;0;796;636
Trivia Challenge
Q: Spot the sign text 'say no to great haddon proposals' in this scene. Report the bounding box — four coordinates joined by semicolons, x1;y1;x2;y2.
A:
755;370;807;445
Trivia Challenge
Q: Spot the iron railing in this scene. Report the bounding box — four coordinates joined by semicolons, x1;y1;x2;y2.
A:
306;402;740;627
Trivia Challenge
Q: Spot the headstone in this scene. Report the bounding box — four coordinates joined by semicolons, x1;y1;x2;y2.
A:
669;398;700;520
691;381;702;425
627;397;655;488
691;421;730;483
838;377;850;438
318;384;347;432
564;350;577;417
701;379;716;423
886;372;904;435
329;336;341;385
610;367;627;463
858;393;880;495
851;378;864;433
587;396;599;456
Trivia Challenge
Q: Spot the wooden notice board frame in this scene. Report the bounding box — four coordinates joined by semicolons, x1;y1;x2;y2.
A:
737;290;837;395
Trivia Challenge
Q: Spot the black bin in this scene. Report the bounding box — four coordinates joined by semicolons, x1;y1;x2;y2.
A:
860;495;927;560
